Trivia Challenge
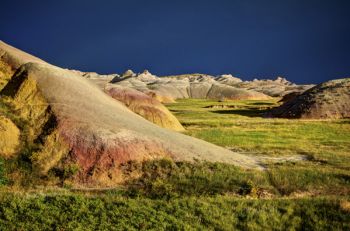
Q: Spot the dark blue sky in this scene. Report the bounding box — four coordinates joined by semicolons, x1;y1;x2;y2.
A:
1;0;350;83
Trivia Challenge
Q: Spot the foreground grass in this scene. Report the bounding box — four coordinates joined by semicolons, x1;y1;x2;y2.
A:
0;194;349;230
121;160;273;198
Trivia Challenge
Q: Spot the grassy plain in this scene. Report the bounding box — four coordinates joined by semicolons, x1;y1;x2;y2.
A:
166;99;350;197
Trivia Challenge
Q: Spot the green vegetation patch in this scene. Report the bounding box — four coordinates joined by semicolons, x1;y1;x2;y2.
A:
0;194;348;231
121;159;274;199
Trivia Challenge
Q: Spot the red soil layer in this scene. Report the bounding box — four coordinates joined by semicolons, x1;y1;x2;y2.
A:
59;121;171;185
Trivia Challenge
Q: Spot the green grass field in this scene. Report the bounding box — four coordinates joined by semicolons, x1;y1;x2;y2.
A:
0;98;349;230
166;99;350;197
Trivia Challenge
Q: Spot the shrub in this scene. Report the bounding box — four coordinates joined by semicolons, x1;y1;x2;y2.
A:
0;158;7;186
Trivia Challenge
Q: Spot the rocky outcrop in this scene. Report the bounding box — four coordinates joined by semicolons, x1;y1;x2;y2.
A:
134;70;158;82
0;41;261;187
215;74;242;85
121;69;136;78
268;78;350;119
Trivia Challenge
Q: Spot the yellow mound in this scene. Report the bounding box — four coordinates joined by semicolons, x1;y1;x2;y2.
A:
106;85;184;131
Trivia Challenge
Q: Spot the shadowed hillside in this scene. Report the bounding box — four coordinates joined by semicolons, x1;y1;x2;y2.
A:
268;78;350;119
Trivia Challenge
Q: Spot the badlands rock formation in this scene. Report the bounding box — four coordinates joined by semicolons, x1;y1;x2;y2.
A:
215;74;242;85
268;78;350;119
233;77;314;97
0;41;261;187
113;72;272;101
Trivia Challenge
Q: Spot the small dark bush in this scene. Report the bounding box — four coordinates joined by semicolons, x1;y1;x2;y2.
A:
0;158;7;186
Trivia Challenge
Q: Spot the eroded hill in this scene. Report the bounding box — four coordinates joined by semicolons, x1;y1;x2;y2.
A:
0;41;261;188
268;78;350;119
